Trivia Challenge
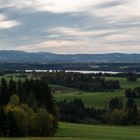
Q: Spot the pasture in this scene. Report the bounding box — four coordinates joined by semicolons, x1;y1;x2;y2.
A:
56;122;140;140
0;122;140;140
54;77;140;109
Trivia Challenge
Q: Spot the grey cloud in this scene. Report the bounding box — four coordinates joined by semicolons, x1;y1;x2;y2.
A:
0;6;106;46
0;0;139;53
95;0;127;9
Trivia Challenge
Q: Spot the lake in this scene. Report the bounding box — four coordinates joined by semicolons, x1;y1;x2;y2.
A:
25;70;120;74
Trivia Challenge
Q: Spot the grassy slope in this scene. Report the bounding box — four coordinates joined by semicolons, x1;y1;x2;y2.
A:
55;91;123;109
54;77;140;109
0;138;91;140
1;122;140;140
56;122;140;140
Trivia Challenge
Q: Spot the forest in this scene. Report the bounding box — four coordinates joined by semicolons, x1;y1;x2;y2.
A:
58;97;139;125
0;78;58;137
1;62;140;73
41;71;120;92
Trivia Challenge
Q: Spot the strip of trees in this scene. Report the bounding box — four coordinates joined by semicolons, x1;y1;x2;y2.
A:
58;97;139;125
0;78;58;137
41;71;120;92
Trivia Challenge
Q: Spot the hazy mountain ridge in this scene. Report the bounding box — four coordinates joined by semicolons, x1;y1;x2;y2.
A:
0;50;140;63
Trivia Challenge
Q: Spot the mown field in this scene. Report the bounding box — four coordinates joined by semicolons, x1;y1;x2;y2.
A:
0;122;140;140
53;77;140;109
56;122;140;140
0;138;91;140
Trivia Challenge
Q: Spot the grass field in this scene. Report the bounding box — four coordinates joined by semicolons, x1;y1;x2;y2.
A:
55;91;124;108
0;73;37;82
0;122;140;140
56;122;140;140
54;77;140;109
105;77;140;89
0;74;25;81
0;138;91;140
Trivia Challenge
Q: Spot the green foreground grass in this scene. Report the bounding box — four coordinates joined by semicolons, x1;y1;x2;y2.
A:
0;122;140;140
0;138;91;140
56;122;140;140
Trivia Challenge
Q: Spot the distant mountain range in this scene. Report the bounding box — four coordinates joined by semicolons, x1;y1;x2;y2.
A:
0;50;140;63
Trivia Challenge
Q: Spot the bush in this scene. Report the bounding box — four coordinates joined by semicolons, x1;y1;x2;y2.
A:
127;73;138;82
0;93;58;137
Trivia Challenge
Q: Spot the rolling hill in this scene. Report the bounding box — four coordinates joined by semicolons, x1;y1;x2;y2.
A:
0;50;140;63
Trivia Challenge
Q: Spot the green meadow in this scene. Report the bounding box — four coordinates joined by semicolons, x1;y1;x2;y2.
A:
0;122;140;140
54;77;140;109
0;74;25;81
56;122;140;140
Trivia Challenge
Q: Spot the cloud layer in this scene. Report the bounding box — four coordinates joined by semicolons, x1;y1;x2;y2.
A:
0;0;139;54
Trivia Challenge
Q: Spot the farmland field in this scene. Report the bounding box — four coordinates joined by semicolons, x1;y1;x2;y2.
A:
54;77;140;109
0;122;140;140
0;74;25;81
56;122;140;140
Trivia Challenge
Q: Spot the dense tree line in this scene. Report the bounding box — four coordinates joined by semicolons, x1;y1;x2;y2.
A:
0;78;58;137
41;72;120;92
1;62;140;73
58;98;139;125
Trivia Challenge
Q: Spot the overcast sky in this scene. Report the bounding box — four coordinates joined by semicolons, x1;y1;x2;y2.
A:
0;0;140;54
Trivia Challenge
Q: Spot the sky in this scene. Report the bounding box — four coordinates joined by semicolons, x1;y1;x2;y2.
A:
0;0;140;54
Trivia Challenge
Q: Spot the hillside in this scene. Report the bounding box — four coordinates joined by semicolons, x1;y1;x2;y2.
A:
0;50;140;63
